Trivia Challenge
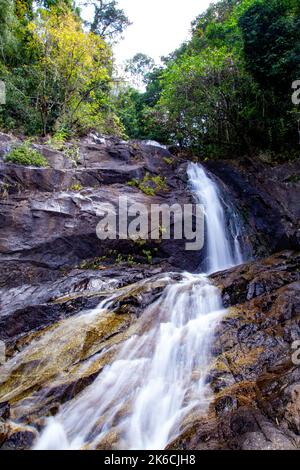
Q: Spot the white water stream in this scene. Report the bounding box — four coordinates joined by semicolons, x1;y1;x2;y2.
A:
34;163;245;450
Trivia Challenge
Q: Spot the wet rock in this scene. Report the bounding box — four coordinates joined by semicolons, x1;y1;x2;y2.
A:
212;251;300;307
0;402;10;421
205;158;300;255
0;428;36;450
215;396;238;416
0;132;17;159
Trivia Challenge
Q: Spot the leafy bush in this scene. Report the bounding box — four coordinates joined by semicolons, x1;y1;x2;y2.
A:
47;129;70;150
128;173;169;196
70;183;83;191
6;142;48;167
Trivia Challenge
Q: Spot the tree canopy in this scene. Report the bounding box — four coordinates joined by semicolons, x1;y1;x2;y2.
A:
85;0;131;40
1;0;299;162
0;0;126;135
114;0;300;160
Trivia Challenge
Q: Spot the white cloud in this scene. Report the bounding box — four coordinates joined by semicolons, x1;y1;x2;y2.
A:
114;0;212;64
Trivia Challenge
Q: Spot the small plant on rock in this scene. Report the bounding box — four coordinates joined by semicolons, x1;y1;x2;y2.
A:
70;183;83;191
128;173;169;196
6;142;48;167
47;129;69;151
64;145;81;167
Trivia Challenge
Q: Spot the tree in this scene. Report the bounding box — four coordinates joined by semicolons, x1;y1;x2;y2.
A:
0;4;121;136
114;86;143;138
238;0;300;150
28;8;113;134
0;0;17;61
130;0;300;158
125;53;155;89
158;47;259;155
83;0;131;41
238;0;300;89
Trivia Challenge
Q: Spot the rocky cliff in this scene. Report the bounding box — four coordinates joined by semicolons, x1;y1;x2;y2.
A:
0;132;299;450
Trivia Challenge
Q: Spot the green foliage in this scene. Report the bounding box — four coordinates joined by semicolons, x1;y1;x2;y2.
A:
142;249;153;264
163;156;173;165
79;256;107;270
47;129;69;150
125;53;155;88
1;0;299;161
70;182;83;191
6;141;48;167
237;0;300;151
114;86;144;139
128;173;169;196
0;2;124;137
64;145;81;167
0;0;18;59
114;67;168;142
116;0;300;160
238;0;300;88
79;250;155;269
88;0;131;41
285;174;300;184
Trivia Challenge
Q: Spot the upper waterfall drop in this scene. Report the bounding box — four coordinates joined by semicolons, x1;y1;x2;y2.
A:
33;162;248;451
187;163;244;273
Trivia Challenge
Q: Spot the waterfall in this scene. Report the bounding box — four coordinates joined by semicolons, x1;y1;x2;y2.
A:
34;163;245;450
187;163;243;273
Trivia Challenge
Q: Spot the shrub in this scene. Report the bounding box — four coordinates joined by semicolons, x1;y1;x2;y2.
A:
70;183;83;192
6;142;48;167
128;173;169;196
47;129;69;151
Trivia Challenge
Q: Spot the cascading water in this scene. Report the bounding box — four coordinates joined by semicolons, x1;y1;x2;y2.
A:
33;163;245;450
187;163;244;273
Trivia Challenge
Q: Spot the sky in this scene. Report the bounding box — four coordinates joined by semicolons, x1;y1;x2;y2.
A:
114;0;212;65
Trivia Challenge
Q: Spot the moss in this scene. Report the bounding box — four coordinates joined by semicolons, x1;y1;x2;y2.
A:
79;256;107;270
226;346;264;368
0;310;133;405
163;156;173;165
214;380;257;408
0;275;172;416
80;313;133;361
211;346;264;381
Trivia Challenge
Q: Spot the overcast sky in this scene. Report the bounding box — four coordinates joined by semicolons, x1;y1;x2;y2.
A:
114;0;213;64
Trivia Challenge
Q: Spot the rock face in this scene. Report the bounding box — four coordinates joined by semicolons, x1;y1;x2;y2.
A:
0;133;198;275
205;158;300;256
0;132;299;450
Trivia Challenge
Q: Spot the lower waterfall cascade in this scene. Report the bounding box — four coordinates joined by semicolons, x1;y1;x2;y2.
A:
27;163;246;450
